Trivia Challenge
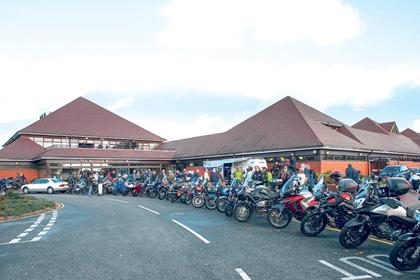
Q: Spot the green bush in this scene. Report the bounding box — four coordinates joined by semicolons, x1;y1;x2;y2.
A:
0;193;55;218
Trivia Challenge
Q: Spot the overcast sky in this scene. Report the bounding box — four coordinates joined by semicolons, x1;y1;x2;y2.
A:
0;0;419;144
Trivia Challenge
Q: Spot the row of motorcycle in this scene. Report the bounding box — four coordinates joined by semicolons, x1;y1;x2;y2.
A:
68;173;420;271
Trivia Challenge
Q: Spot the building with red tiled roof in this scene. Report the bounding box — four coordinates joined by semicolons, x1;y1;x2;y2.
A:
0;97;174;179
160;96;420;176
1;96;419;180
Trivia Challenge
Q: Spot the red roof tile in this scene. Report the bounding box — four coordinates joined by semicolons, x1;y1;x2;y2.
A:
0;137;44;160
17;97;165;142
352;117;389;134
379;121;399;133
160;96;420;158
401;128;420;146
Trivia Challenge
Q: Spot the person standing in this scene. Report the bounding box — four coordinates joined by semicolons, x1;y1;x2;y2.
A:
233;167;243;182
209;168;219;185
203;169;210;182
87;172;94;197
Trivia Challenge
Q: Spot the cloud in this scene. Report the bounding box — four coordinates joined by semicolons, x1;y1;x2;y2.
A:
412;120;420;132
0;54;419;126
159;0;364;49
106;96;134;111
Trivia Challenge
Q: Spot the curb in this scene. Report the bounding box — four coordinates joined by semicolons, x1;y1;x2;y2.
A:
0;202;64;224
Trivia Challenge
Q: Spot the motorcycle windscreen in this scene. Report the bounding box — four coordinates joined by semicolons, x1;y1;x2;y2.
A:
280;174;298;196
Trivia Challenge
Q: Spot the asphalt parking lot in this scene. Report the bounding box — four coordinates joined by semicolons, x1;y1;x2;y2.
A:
0;194;419;280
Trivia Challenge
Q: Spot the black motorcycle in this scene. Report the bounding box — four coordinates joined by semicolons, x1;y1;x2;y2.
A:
339;178;416;249
389;197;420;271
300;177;356;237
234;182;280;222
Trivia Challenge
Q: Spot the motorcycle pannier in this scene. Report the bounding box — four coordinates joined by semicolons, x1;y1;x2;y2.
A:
338;179;358;192
386;177;410;196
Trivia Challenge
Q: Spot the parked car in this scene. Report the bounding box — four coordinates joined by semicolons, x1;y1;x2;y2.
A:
21;178;69;194
379;165;411;180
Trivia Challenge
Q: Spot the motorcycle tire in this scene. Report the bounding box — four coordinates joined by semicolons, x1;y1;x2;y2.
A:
339;224;370;249
234;203;252;222
205;196;218;210
132;191;139;197
267;208;292;229
192;195;205;208
158;190;167;200
225;204;234;217
112;190;118;195
389;239;420;271
148;189;158;199
300;212;327;237
170;195;176;203
180;193;191;205
122;190;129;196
216;197;228;213
139;189;148;198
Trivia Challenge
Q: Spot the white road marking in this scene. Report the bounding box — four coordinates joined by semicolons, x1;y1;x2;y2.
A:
8;239;21;244
137;205;160;215
319;260;372;280
17;233;28;238
339;257;382;278
104;198;129;204
47;223;54;227
31;236;42;242
37;231;48;236
172;219;210;244
24;228;34;233
235;268;252;280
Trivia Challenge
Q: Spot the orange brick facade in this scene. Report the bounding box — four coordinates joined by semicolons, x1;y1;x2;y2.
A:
0;168;39;180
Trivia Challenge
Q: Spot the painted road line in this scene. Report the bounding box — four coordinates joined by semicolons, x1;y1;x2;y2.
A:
137;205;160;215
31;236;42;242
104;198;129;204
235;268;252;280
172;219;210;244
7;214;46;244
319;260;372;280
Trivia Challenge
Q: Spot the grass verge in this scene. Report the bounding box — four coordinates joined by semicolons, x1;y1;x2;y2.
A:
0;192;56;221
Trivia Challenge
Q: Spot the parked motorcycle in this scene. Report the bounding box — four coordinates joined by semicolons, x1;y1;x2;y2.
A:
234;182;281;222
339;177;416;249
267;174;318;229
157;181;169;200
300;176;356;237
389;198;420;271
112;178;129;196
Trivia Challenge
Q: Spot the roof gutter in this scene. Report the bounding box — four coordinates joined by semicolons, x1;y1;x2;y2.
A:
174;145;420;160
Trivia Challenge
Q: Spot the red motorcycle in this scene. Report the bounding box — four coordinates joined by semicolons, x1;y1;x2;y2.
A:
267;174;319;229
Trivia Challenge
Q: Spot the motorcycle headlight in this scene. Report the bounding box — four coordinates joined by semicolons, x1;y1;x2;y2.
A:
354;198;365;210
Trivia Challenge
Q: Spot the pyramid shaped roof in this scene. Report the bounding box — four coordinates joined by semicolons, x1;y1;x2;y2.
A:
160;96;420;158
9;97;164;144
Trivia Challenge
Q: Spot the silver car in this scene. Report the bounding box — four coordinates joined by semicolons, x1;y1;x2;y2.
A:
21;178;69;194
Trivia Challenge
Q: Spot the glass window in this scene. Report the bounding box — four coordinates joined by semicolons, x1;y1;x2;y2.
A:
40;179;49;184
53;138;62;143
52;178;64;183
43;141;53;148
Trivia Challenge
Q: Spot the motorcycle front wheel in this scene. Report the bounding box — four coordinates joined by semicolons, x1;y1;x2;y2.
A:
192;195;205;208
267;208;292;229
205;196;218;210
300;212;327;237
389;240;420;271
158;189;167;200
148;189;158;199
216;197;228;213
234;203;252;222
339;224;370;249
